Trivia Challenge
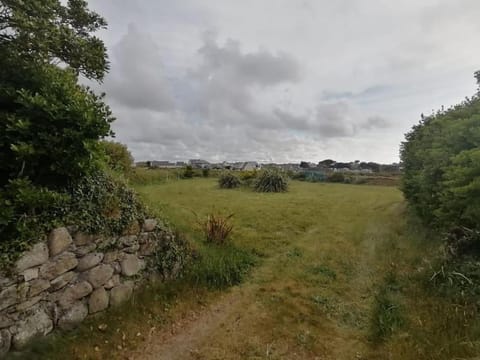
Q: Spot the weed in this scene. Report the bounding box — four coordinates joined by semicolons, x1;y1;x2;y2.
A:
197;212;234;245
370;272;404;342
308;265;337;279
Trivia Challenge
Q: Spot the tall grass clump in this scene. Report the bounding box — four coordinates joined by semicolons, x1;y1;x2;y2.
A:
198;212;234;245
254;170;288;192
218;172;241;189
186;244;256;289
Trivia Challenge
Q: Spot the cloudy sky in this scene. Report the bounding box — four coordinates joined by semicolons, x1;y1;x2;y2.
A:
87;0;480;163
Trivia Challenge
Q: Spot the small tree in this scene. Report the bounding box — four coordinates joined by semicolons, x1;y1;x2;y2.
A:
100;141;134;174
183;165;194;178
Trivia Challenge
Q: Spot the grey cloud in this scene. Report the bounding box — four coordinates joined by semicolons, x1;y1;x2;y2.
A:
104;24;175;112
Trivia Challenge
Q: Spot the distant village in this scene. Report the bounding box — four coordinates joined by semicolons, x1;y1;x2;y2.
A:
136;159;401;174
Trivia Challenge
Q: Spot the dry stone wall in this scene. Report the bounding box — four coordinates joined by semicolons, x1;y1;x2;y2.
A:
0;219;174;356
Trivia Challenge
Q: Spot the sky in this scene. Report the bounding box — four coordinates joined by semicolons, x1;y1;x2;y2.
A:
87;0;480;163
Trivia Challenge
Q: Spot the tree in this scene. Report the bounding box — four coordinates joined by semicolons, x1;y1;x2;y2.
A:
0;0;113;188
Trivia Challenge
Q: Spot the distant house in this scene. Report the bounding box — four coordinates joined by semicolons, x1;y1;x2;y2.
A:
148;160;178;168
189;159;210;169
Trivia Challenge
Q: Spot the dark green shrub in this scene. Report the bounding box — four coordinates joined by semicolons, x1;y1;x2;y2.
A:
253;170;288;192
401;75;480;231
202;168;210;178
183;165;194;178
152;231;192;280
219;172;241;189
327;172;345;183
186;244;256;289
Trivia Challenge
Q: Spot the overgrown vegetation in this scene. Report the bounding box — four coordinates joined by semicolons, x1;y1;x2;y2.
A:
218;172;241;189
185;244;256;289
0;1;151;268
253;169;288;192
401;72;480;232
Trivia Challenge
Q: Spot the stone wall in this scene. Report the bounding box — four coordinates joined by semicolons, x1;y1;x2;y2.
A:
0;219;173;356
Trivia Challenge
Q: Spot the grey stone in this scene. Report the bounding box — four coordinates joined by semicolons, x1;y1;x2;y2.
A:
58;301;88;331
0;285;17;311
16;283;29;301
139;241;157;256
123;244;140;254
121;254;144;277
15;243;49;272
110;282;133;307
119;235;137;247
0;314;14;329
21;267;39;282
104;274;120;289
74;243;96;257
86;264;114;288
103;250;118;263
48;227;73;257
142;219;157;232
73;232;95;246
28;279;50;297
58;281;93;308
77;253;104;272
50;271;76;291
0;329;11;357
88;287;109;314
39;252;78;280
112;262;122;274
16;295;43;312
11;308;53;349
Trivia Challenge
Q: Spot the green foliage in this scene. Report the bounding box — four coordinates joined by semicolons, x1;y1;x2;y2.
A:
253;170;288;192
0;0;113;188
70;171;146;236
401;75;480;231
0;171;147;268
218;172;241;189
183;165;194;179
370;272;404;342
100;141;134;175
0;179;70;266
152;231;192;280
186;244;256;289
327;172;345;183
238;170;258;186
202;168;210;178
197;212;234;245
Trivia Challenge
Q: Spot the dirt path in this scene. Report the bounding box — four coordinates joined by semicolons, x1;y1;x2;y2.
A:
128;290;244;360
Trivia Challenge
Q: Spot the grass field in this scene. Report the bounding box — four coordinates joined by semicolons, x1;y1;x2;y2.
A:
19;178;479;359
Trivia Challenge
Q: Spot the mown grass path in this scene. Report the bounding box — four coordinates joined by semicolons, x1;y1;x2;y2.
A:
127;179;419;359
29;179;450;359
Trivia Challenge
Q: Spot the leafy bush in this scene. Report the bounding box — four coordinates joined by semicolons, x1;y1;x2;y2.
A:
152;231;192;280
239;170;258;186
197;212;234;245
0;171;148;268
218;172;241;189
253;170;288;192
70;171;146;236
401;73;480;231
186;244;256;289
327;172;345;183
202;168;210;178
100;141;134;175
0;179;70;266
183;165;194;179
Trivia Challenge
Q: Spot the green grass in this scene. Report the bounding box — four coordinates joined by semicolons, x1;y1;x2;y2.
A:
21;178;480;359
